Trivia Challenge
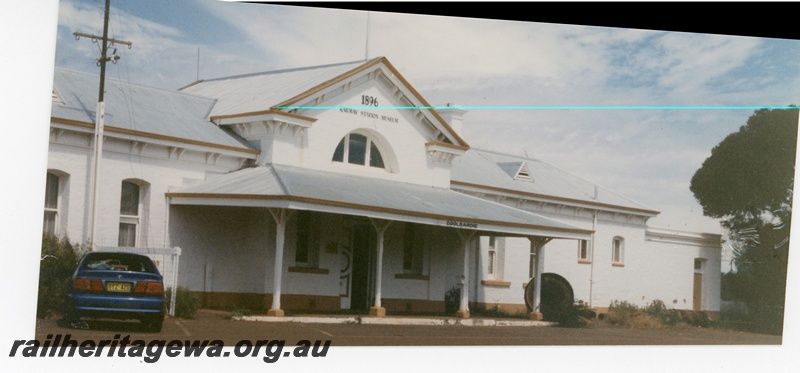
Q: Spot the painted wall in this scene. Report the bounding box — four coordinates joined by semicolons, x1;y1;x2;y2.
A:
170;207;468;311
474;212;722;313
45;124;248;247
229;74;455;189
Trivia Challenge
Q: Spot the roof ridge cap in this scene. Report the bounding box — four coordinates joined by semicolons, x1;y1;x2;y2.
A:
197;59;371;83
54;67;218;102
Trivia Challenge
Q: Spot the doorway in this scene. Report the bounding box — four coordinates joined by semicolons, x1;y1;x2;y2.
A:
350;224;374;312
693;258;704;311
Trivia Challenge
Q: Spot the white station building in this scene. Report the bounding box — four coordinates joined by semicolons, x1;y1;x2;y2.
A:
45;57;722;319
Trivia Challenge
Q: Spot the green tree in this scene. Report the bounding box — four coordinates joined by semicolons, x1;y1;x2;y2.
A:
690;107;798;334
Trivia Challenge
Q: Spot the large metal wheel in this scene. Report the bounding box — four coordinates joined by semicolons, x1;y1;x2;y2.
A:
524;273;574;312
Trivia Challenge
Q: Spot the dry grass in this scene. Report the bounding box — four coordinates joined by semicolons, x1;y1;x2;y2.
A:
629;314;664;329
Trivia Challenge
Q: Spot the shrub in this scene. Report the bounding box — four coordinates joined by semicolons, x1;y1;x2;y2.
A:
165;286;200;319
37;235;84;318
605;300;639;326
645;299;680;326
679;310;711;328
444;285;460;314
629;314;663;329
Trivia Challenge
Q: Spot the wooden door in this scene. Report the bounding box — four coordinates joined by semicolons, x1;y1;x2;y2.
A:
693;273;702;311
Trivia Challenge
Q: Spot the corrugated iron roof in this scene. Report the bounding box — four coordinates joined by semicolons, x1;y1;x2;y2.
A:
451;148;659;215
179;60;369;118
169;164;591;238
51;68;253;151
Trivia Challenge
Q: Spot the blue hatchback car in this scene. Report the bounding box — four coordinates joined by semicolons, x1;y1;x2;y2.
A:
65;252;165;332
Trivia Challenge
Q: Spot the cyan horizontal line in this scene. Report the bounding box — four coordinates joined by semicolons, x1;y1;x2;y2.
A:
277;105;796;110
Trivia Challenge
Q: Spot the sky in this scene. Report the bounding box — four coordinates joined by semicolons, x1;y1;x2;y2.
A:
3;1;800;372
49;0;800;274
49;0;800;239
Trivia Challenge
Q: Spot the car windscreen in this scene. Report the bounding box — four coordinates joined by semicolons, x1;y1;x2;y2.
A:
81;253;158;273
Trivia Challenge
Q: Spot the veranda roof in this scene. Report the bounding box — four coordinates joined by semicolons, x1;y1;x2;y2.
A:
166;165;592;240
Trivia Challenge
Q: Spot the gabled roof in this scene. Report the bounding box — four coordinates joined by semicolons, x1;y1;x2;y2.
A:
51;68;255;153
179;60;366;118
451;148;659;216
179;57;468;147
167;164;592;239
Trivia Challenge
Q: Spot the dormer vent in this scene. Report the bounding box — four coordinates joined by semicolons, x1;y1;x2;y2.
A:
498;162;533;183
515;163;533;182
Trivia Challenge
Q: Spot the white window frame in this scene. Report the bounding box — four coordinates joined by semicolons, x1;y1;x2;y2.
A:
529;244;536;279
487;236;497;277
577;239;591;263
43;172;60;236
612;236;624;266
332;132;387;170
118;180;147;247
694;258;704;272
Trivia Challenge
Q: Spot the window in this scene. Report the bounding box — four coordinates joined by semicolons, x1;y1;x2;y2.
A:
487;236;497;276
480;236;505;281
118;181;143;247
402;223;424;274
332;132;385;168
295;211;319;267
612;237;624;266
43;172;60;236
529;245;536;279
694;258;703;271
577;240;590;262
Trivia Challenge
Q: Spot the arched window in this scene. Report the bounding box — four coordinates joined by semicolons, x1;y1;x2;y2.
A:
332;132;385;169
612;236;624;266
43;172;60;236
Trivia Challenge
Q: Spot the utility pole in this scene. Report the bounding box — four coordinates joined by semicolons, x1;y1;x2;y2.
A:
73;0;132;248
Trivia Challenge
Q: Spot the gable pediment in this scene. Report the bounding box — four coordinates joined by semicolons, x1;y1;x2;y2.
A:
196;57;468;148
273;57;468;148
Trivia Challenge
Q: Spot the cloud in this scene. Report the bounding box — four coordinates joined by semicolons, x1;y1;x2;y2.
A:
57;0;278;88
609;32;764;104
196;3;368;69
52;1;800;234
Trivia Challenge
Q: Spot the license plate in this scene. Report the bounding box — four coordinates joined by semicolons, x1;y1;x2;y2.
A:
106;282;132;292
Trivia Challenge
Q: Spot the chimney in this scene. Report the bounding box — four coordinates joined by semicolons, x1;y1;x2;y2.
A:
437;103;467;136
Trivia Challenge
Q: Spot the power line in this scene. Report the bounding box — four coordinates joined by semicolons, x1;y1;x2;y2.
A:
73;0;133;247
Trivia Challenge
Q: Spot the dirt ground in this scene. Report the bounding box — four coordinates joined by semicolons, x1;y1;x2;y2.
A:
34;309;782;346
